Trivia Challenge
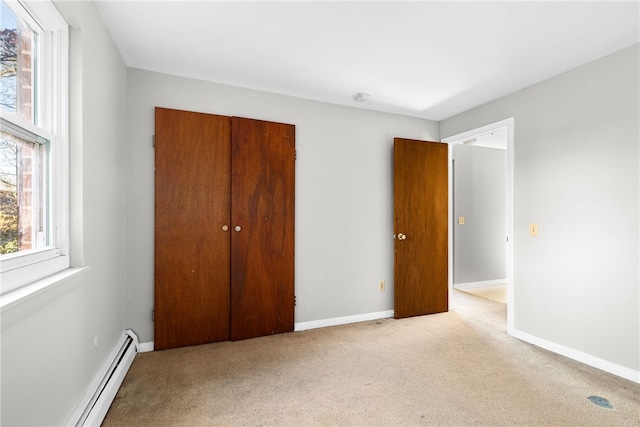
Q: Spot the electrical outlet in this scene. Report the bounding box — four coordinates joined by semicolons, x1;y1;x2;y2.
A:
458;216;465;225
379;281;385;291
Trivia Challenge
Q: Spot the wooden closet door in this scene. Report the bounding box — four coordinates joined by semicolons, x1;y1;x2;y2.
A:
230;117;295;341
154;107;231;350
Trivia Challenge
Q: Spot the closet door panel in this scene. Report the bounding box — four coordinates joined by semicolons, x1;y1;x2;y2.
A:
230;117;295;341
154;108;231;350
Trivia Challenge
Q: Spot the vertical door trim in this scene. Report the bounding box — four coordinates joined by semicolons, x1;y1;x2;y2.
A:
441;117;515;335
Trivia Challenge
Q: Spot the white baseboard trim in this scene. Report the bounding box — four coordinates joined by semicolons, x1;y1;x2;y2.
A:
139;311;396;348
454;279;507;290
295;310;394;332
139;313;396;350
138;341;154;353
66;329;139;426
510;329;639;384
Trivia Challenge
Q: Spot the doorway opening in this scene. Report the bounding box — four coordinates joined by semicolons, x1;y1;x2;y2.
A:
442;118;515;333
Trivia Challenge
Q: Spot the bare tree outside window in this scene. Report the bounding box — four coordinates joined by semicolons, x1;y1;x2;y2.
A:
1;1;40;255
0;26;17;112
0;135;17;253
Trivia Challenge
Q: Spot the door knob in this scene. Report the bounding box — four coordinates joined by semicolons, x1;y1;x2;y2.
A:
234;225;242;232
222;225;229;232
397;233;406;240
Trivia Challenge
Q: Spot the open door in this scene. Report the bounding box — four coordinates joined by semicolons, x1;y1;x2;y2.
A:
394;138;448;318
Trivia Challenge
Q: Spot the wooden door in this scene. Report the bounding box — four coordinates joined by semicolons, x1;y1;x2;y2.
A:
230;117;295;341
154;108;231;350
394;138;448;318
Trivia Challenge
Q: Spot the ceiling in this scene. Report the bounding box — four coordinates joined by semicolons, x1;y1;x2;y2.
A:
95;1;639;122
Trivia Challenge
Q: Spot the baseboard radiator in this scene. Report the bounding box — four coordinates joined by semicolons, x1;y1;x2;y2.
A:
68;329;139;427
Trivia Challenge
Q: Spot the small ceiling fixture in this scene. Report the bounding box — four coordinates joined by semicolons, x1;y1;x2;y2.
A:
353;92;369;103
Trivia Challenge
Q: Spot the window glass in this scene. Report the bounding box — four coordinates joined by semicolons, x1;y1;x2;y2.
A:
1;0;37;124
1;128;48;255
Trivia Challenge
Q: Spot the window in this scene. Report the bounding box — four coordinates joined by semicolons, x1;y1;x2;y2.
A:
1;0;68;295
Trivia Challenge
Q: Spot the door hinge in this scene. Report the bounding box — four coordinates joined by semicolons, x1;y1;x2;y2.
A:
295;150;297;161
152;310;155;321
152;135;155;148
294;295;297;306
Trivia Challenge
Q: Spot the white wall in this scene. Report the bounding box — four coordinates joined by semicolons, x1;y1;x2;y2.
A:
453;144;507;284
0;1;129;425
441;44;640;375
125;69;438;344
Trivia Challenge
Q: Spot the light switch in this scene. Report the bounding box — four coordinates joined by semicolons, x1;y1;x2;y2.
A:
458;216;465;225
529;224;538;237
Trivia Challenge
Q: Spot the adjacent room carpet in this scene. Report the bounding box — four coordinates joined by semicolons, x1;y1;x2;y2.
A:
458;284;507;304
102;291;639;426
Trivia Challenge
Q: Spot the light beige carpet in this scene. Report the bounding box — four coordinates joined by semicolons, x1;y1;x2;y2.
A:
102;291;639;426
459;284;507;304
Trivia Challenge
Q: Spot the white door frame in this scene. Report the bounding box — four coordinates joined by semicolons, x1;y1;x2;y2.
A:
442;118;515;334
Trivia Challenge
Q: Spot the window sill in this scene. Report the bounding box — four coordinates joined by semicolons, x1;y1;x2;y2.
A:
1;266;90;331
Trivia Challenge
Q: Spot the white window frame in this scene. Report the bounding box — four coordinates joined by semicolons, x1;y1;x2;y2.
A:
0;0;69;295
